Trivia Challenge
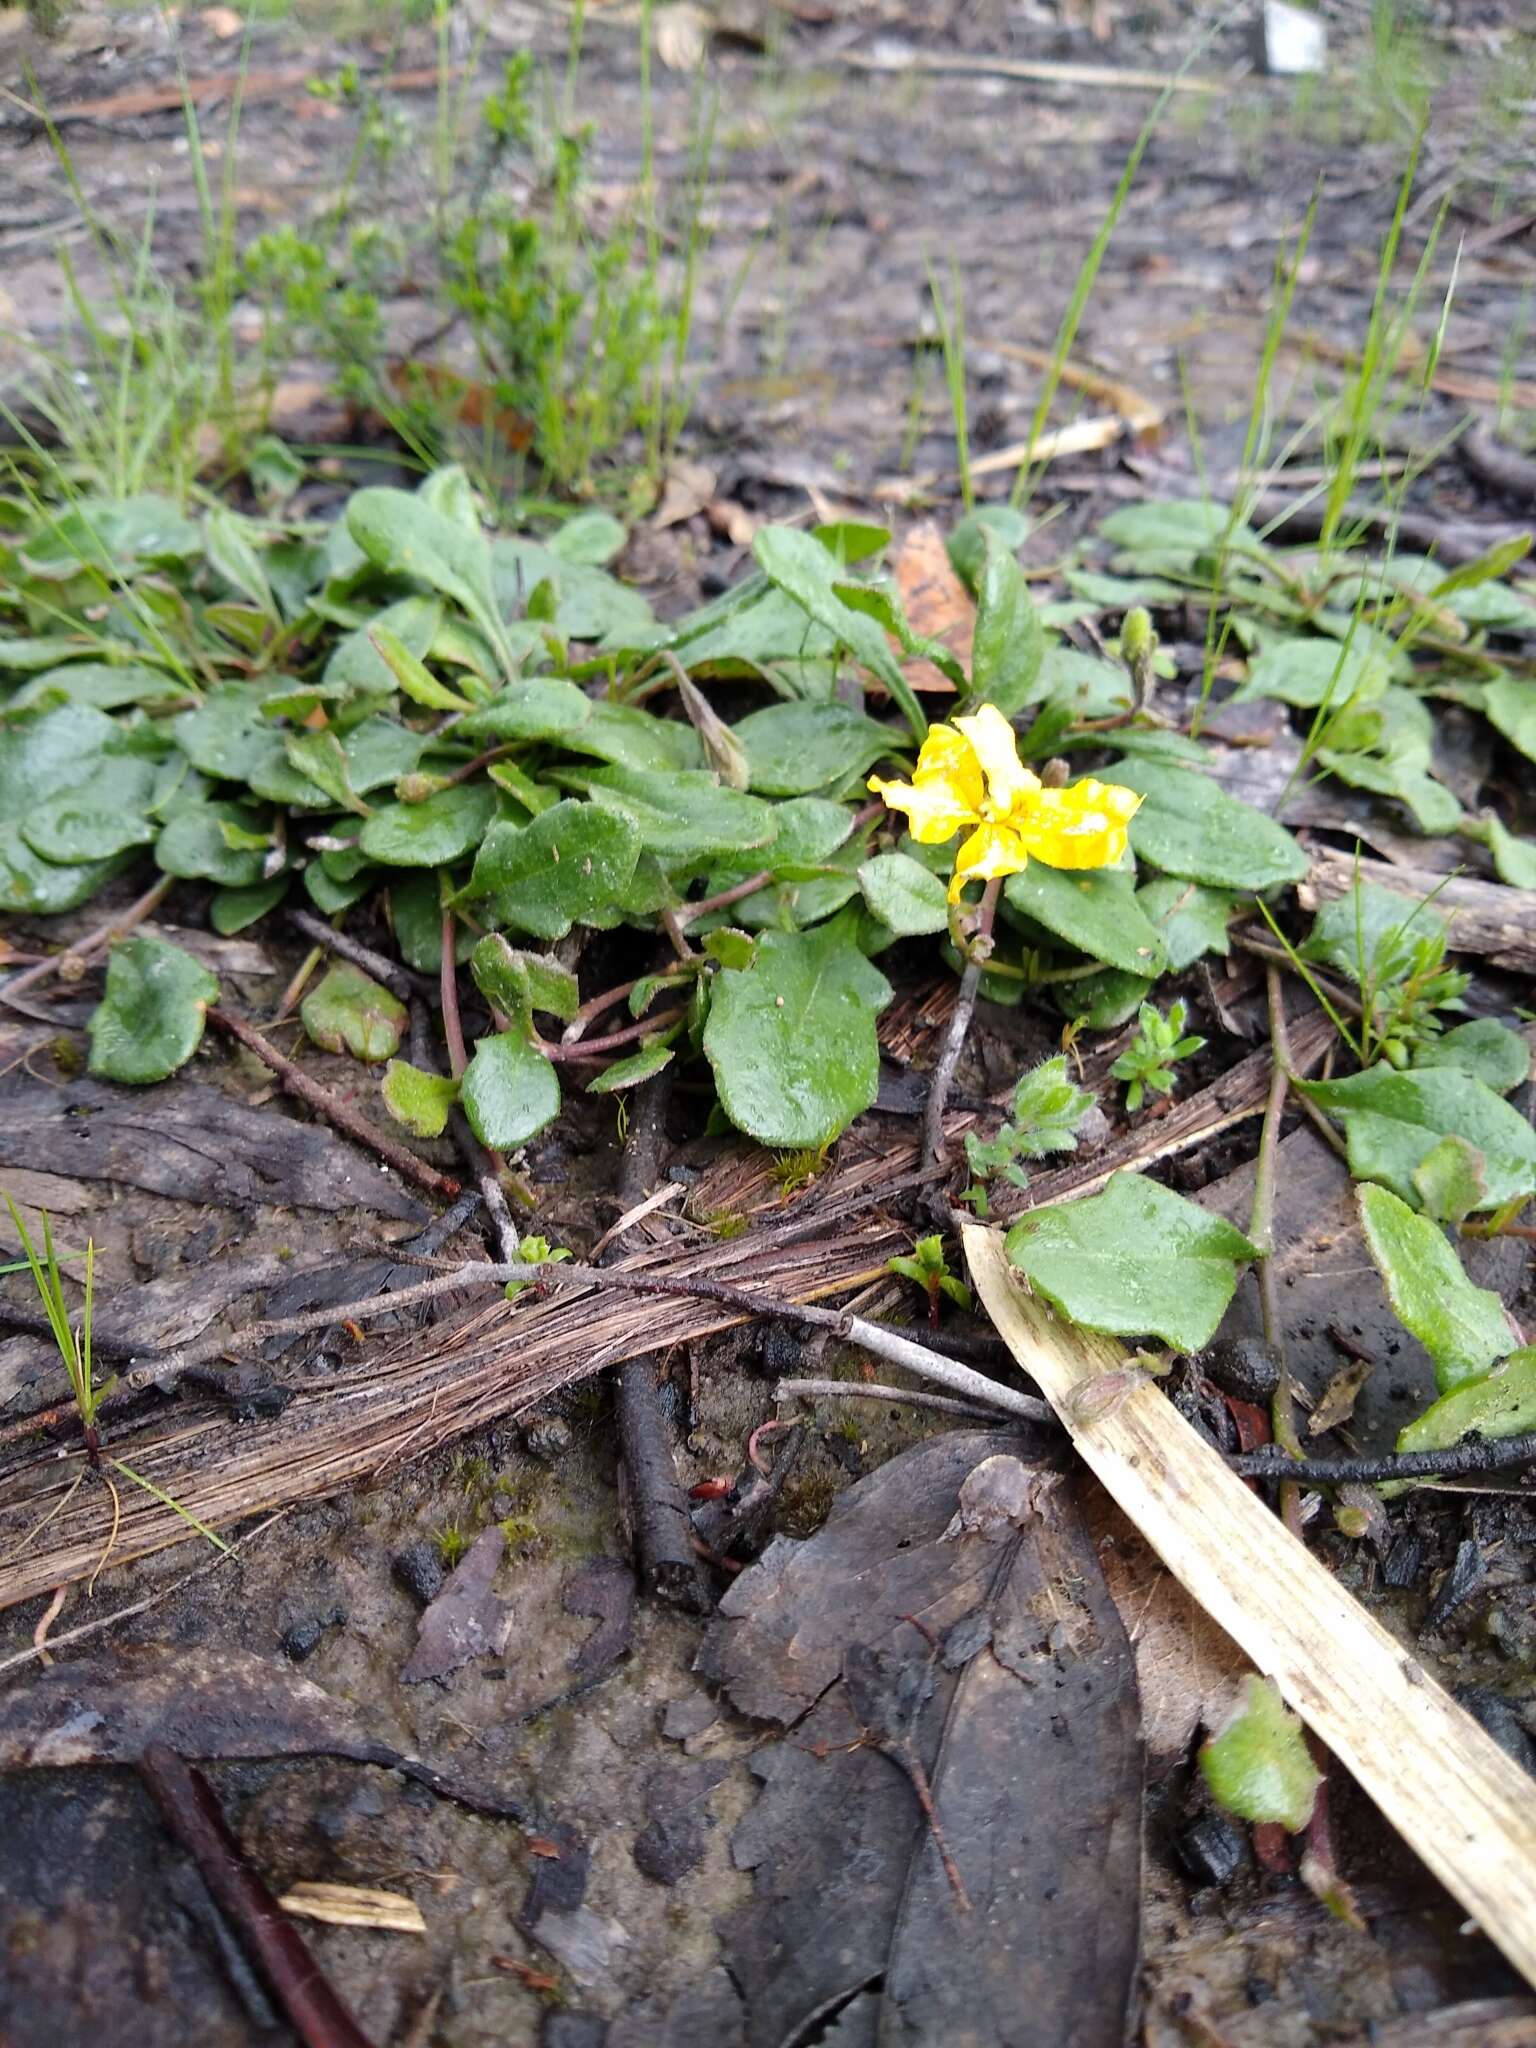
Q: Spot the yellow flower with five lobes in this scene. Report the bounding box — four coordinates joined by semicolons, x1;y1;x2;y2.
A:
868;703;1143;902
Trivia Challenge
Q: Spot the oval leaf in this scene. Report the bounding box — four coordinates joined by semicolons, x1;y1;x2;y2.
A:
87;935;220;1085
459;1032;561;1149
300;963;407;1063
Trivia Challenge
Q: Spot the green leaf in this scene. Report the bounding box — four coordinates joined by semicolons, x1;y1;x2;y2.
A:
300;963;407;1063
1411;1135;1488;1227
1054;967;1153;1029
19;757;157;862
1299;880;1447;987
1135;877;1238;970
1398;1348;1536;1458
86;935;220;1084
858;851;950;936
966;527;1044;716
156;801;270;885
381;1059;460;1139
1317;742;1462;836
558;698;701;772
585;1040;676;1093
469;933;580;1027
547;510;626;565
1004;1172;1261;1351
14;660;183;710
205;507;277;621
703;913;892;1148
1415;1018;1529;1094
1357;1183;1514;1391
210;876;290;934
358;782;498;868
1004;862;1167;977
459;1032;561;1149
1200;1677;1319;1834
733;702;900;796
455;676;594;746
1488;816;1536;889
573;765;778;863
1108;758;1308;890
283;731;368;817
322;595;442;699
1482;675;1536;765
347;486;511;668
1233;635;1391;708
368;624;474;712
753;526;926;739
390;872;474;971
1098;498;1259;569
459;800;642;941
1301;1066;1536;1212
947;505;1030;594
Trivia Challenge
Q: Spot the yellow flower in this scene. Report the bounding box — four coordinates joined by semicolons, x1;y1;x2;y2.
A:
869;703;1143;903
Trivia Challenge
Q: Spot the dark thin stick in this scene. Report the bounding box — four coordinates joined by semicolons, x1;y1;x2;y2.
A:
1230;933;1364;1021
616;1355;708;1611
286;909;422;1003
206;1008;459;1202
1228;1435;1536;1485
923;876;1001;1170
603;1068;704;1606
139;1745;375;2048
0;871;174;1009
862;1320;1014;1367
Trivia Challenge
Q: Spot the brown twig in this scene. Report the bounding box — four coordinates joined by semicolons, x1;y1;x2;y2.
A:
1255;968;1305;1536
439;911;468;1080
540;1007;686;1063
672;870;776;928
776;1377;1004;1422
1230;933;1364;1021
206;1008;459;1201
0;871;174;1009
139;1745;376;2048
286;910;423;1003
140;1257;1055;1424
1228;1435;1536;1485
923;876;1001;1171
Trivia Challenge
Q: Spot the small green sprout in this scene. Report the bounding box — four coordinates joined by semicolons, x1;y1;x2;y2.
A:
4;1195;112;1461
887;1234;971;1329
1111;999;1206;1113
504;1233;570;1298
962;1054;1094;1217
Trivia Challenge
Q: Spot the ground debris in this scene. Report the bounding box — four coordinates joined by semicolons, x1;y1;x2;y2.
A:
699;1430;1142;2047
400;1525;511;1684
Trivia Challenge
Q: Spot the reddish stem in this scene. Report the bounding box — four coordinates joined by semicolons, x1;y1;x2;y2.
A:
561;969;692;1045
0;871;175;1008
207;1007;460;1201
139;1745;375;2048
440;910;468;1080
541;1007;687;1063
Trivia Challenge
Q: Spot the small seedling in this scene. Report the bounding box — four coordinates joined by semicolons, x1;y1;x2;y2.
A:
4;1195;111;1467
887;1235;971;1329
503;1233;570;1298
1111;1000;1206;1113
962;1055;1094;1216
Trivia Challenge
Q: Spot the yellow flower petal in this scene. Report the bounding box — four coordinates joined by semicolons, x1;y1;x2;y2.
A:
868;773;977;846
953;704;1038;816
949;820;1028;901
1011;777;1143;871
910;721;986;815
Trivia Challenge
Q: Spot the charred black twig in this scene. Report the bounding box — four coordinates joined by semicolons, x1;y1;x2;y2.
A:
207;1008;459;1201
606;1069;706;1608
139;1744;376;2048
1228;1435;1536;1486
286;909;423;1004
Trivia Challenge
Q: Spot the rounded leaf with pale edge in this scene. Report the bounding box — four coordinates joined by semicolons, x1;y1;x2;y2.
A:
1357;1183;1514;1392
87;935;220;1084
703;916;892;1149
1004;1172;1261;1352
460;1033;561;1150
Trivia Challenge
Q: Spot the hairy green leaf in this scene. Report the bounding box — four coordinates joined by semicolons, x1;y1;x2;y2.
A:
86;935;220;1084
1358;1183;1513;1391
